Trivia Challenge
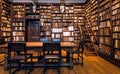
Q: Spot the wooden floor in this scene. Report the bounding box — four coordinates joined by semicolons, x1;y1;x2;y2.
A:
0;55;120;74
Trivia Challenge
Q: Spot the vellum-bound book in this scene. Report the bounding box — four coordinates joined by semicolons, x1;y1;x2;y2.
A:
114;40;119;48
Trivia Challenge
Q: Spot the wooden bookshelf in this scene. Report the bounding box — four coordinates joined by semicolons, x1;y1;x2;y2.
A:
99;0;111;55
0;0;1;38
10;3;86;43
85;0;99;44
25;4;40;14
40;4;52;41
51;4;62;41
25;3;40;19
84;0;99;56
39;4;85;42
0;0;11;43
62;5;74;42
84;0;120;66
12;3;25;42
74;5;85;44
84;0;120;67
112;0;120;61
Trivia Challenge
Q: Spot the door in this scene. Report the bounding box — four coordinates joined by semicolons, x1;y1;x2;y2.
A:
26;20;40;42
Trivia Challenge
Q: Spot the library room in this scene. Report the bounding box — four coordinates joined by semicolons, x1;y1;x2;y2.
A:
0;0;120;74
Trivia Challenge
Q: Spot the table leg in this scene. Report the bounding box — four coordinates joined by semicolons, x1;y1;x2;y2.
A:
66;52;70;63
4;53;9;70
69;52;73;69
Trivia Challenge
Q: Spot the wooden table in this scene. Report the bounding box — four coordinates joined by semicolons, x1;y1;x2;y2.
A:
0;42;76;69
26;42;43;51
0;42;43;48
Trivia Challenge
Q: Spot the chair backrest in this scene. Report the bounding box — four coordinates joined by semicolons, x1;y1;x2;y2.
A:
78;39;85;52
0;37;5;45
8;42;26;54
43;42;60;51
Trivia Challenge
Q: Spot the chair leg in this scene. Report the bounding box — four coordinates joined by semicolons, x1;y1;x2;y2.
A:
81;54;84;66
24;59;27;74
9;61;11;74
28;57;33;74
31;56;33;70
72;53;84;66
72;53;79;65
72;54;77;65
58;64;60;74
78;54;80;64
67;52;70;63
58;68;60;74
18;61;21;71
43;67;47;74
30;56;33;72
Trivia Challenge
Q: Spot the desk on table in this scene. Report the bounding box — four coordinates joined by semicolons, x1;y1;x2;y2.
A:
26;42;43;52
0;42;76;69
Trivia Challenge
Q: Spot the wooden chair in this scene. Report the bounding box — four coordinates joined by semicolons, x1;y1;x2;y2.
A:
72;40;85;66
8;42;33;74
42;42;61;74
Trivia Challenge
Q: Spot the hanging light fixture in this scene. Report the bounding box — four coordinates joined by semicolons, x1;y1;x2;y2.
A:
60;0;65;13
32;0;38;13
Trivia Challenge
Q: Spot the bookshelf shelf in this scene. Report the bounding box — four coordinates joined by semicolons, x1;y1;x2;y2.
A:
12;3;25;42
112;0;120;61
0;0;11;43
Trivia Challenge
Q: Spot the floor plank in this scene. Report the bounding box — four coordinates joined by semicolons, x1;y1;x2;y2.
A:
0;55;120;74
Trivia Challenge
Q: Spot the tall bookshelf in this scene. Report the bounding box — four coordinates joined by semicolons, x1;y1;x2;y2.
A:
25;3;40;19
85;0;92;37
85;0;120;66
62;4;74;42
0;0;1;38
12;3;25;42
51;4;62;41
112;0;120;62
0;0;11;43
25;3;40;14
40;4;52;41
11;3;85;43
98;0;111;55
74;5;85;44
85;0;99;43
84;0;99;56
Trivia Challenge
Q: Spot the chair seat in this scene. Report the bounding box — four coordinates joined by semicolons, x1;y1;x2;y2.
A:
72;50;82;53
44;55;60;59
10;55;30;60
